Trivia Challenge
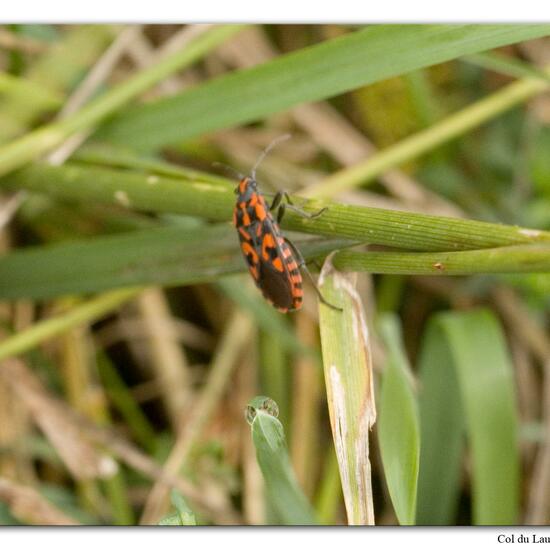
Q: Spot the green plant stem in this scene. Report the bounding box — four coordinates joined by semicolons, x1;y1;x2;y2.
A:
0;25;244;178
303;66;550;198
333;245;550;275
4;162;550;252
0;287;140;362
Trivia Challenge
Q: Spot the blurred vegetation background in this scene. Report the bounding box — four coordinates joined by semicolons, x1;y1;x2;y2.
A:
0;24;549;526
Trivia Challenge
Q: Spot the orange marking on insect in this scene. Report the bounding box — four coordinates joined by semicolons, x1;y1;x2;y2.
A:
249;193;258;206
238;226;251;240
239;178;248;194
286;261;298;271
263;233;275;247
255;204;267;221
293;288;304;297
290;275;301;283
272;257;284;272
242;209;251;226
241;241;259;263
261;233;276;260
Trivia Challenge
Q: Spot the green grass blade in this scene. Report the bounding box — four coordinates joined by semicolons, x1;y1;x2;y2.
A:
317;258;377;524
417;309;520;525
333;245;550;275
463;52;550;83
4;162;550;252
0;25;244;178
304;65;550;199
377;314;420;525
0;223;345;300
0;287;139;362
158;491;197;526
0;26;113;141
416;318;465;525
96;25;550;150
247;397;317;525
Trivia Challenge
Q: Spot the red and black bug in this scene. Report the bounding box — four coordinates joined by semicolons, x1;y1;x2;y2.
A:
231;136;340;313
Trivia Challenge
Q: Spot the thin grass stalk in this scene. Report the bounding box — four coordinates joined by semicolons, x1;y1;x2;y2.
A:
0;287;140;362
4;162;550;254
0;25;245;178
303;65;550;198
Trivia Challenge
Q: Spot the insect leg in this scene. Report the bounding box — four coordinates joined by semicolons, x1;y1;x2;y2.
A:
270;190;328;224
269;191;284;212
283;238;342;312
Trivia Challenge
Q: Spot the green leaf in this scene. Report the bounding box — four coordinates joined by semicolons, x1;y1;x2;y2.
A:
5;162;550;252
416;319;464;525
416;309;520;525
0;222;345;300
158;491;197;526
247;397;317;525
0;26;113;142
317;258;376;525
0;25;244;179
377;314;420;525
463;52;550;83
97;25;550;151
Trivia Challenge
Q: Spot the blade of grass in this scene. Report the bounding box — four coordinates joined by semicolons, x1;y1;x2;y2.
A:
0;222;347;300
0;26;113;142
246;396;317;525
0;71;63;114
377;314;420;525
332;245;550;275
0;25;245;178
317;257;376;525
158;491;197;526
304;63;550;198
4;162;550;252
96;352;158;454
416;318;464;525
463;51;550;83
95;25;550;151
417;309;520;525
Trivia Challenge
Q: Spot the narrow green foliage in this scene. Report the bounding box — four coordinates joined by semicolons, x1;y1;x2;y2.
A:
158;491;197;526
334;245;550;275
0;25;113;141
0;25;244;178
377;314;420;525
305;65;550;198
463;51;550;83
247;397;317;525
4;162;550;252
318;259;376;525
416;309;520;525
0;222;345;300
97;25;550;150
416;316;464;525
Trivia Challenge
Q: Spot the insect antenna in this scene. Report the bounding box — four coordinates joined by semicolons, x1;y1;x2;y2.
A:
251;133;292;180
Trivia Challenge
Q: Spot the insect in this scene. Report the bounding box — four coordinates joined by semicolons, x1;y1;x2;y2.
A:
231;136;341;313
